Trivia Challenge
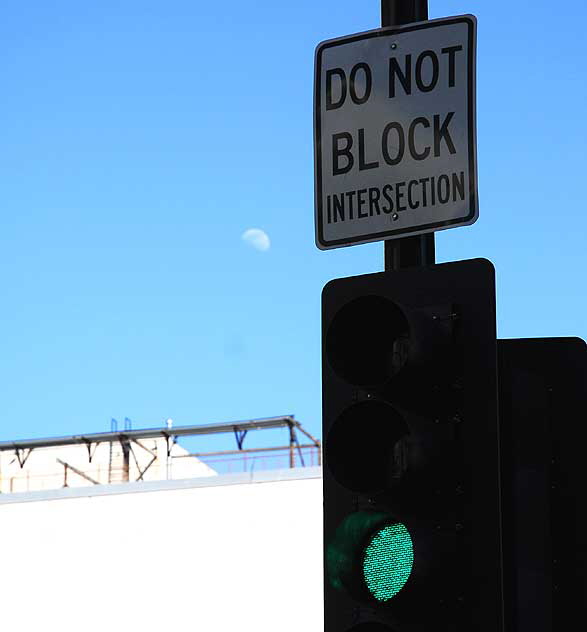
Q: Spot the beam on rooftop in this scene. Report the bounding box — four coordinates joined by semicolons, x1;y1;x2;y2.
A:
0;416;300;453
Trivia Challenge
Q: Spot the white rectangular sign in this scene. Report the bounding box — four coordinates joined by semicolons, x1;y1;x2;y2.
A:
314;15;477;249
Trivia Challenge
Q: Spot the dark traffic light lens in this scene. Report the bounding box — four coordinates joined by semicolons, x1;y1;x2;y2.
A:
325;400;408;493
326;295;409;386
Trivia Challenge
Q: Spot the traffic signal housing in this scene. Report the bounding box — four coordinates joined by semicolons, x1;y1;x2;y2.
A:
321;258;504;631
498;337;587;630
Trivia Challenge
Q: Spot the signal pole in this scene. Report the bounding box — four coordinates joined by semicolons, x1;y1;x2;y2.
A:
381;0;436;271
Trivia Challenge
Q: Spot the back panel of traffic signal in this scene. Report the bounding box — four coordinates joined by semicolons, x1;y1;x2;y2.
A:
322;258;503;632
498;337;587;631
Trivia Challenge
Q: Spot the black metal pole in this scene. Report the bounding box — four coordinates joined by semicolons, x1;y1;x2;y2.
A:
382;0;435;271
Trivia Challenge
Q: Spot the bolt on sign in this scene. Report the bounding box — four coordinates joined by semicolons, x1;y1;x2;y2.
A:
314;15;477;249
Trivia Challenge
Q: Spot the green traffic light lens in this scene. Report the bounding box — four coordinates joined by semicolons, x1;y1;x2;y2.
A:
327;513;415;604
363;523;414;602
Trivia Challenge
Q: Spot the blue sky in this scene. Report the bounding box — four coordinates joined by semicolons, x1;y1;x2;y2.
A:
1;0;586;452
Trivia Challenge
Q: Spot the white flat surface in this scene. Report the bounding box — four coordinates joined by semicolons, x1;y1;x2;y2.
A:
0;470;323;632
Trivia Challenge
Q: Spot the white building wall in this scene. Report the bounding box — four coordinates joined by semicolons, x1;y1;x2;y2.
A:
0;469;323;632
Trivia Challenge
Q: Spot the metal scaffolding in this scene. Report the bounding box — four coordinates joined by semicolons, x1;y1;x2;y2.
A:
0;416;322;492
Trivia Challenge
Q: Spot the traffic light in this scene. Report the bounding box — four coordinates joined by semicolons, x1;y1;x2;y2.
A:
321;258;504;631
498;337;587;630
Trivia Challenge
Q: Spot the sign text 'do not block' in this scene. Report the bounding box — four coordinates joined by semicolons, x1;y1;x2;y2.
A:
314;15;477;249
